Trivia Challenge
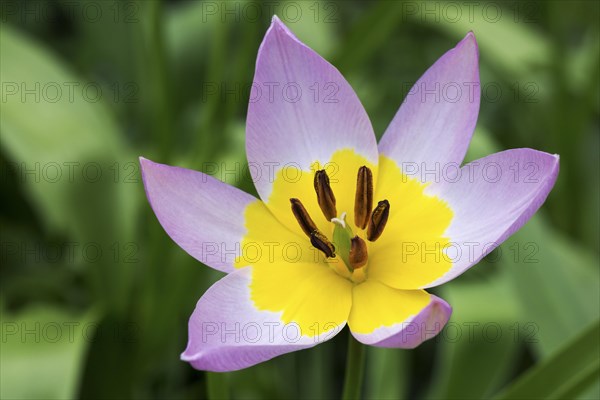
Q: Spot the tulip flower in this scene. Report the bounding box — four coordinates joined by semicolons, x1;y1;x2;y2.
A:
140;16;558;376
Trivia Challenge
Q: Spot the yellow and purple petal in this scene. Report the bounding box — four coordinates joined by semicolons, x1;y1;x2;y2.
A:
348;280;451;348
181;267;350;372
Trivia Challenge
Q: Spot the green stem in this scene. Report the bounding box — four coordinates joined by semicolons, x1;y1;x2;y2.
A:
342;334;366;400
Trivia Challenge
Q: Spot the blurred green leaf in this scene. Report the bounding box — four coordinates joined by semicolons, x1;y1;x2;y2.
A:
565;28;600;95
365;347;408;400
428;270;522;399
166;0;212;69
206;372;229;400
0;24;135;240
467;127;600;356
503;218;600;356
464;127;503;163
301;344;333;400
0;25;138;315
0;305;93;399
277;0;338;57
333;1;405;72
494;320;600;400
78;314;142;399
430;126;599;398
412;1;553;77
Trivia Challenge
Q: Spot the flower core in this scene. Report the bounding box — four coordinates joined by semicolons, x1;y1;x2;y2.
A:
290;165;390;277
233;150;454;333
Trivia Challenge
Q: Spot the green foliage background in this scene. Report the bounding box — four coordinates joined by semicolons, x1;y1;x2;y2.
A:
1;1;598;399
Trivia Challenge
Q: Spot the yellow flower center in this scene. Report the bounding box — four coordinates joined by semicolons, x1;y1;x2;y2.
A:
288;162;389;284
234;149;454;334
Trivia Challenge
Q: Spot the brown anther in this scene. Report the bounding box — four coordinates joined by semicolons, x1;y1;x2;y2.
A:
354;166;373;229
367;200;390;241
314;170;337;220
290;198;318;237
310;230;336;258
349;236;368;269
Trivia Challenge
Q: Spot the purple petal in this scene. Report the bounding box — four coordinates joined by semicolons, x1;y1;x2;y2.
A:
423;148;559;287
378;32;480;181
246;16;378;201
140;157;256;273
181;267;346;371
349;280;451;348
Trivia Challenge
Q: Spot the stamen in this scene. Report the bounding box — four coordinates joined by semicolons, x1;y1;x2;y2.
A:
367;200;390;241
290;198;318;237
349;236;368;269
314;170;337;220
354;166;373;229
311;230;336;258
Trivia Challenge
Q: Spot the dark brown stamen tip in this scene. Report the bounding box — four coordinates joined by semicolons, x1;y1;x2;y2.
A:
314;170;337;221
367;200;390;241
311;230;336;258
349;236;368;269
354;166;373;229
290;198;318;237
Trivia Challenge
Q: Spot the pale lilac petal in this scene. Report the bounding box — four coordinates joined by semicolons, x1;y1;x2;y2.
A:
140;157;256;273
181;268;346;372
423;149;559;288
246;16;378;201
348;280;451;348
378;32;480;182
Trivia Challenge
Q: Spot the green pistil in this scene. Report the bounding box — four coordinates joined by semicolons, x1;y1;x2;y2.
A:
332;213;354;272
